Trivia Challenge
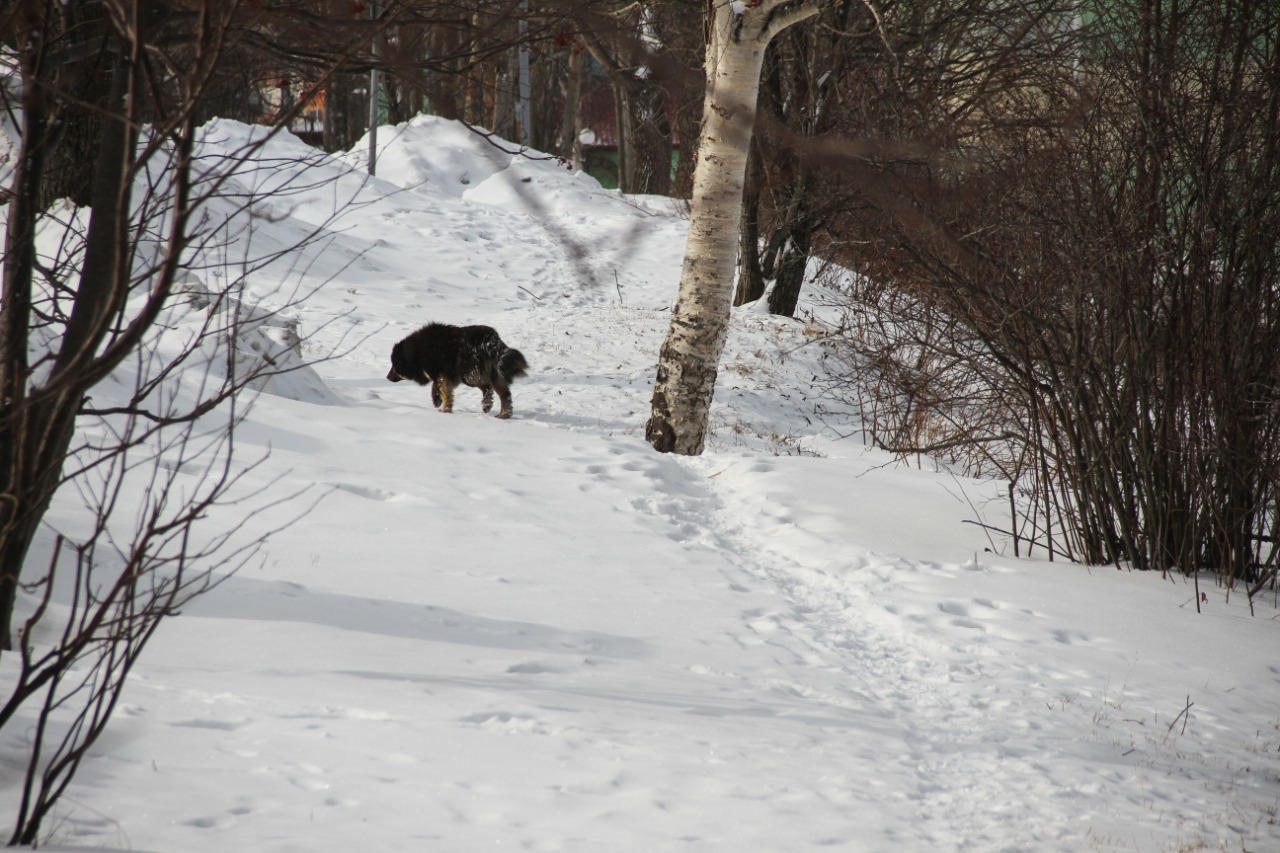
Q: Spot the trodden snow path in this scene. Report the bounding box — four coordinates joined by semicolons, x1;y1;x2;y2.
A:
4;116;1280;853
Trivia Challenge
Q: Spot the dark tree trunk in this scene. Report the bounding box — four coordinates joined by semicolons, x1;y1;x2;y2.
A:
491;44;518;141
323;73;365;151
384;74;411;124
578;22;674;196
618;84;671;195
734;138;766;305
766;224;812;317
34;1;112;208
424;24;465;121
650;0;705;200
0;9;139;655
557;46;585;166
0;61;52;652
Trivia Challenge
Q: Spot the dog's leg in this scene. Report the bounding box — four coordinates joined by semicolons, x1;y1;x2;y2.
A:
480;386;494;413
495;384;513;419
431;382;443;409
437;379;456;413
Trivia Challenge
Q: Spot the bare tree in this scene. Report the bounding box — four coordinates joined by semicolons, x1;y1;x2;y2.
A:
733;0;866;314
644;0;829;455
650;0;706;200
574;1;686;195
0;1;378;841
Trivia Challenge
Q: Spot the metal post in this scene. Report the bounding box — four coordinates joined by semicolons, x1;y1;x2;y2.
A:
368;0;381;175
518;0;531;147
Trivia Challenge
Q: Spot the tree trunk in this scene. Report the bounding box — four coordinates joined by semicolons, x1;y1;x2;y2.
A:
425;24;464;121
558;46;585;168
0;7;139;655
645;0;822;455
577;22;674;196
0;59;52;653
492;45;517;140
645;0;706;200
30;1;111;209
734;137;767;306
766;223;811;317
323;73;364;152
617;83;672;195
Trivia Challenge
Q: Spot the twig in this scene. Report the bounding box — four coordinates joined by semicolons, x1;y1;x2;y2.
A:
961;518;1014;538
458;120;563;164
1008;480;1020;558
1165;696;1193;740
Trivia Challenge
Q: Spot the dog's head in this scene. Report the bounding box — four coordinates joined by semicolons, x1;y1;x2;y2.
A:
386;341;406;382
387;341;431;384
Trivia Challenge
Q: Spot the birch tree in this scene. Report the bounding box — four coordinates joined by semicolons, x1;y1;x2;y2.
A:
645;0;828;455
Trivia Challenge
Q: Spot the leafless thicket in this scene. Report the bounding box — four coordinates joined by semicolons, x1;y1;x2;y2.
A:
0;1;385;842
734;0;1084;318
817;1;1280;598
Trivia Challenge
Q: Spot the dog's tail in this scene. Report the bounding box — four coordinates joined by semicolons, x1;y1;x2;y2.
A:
500;347;529;383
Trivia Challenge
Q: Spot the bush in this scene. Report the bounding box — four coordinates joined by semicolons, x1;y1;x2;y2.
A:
820;1;1280;599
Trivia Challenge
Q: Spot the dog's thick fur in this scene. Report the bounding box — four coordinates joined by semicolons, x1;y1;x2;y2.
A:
387;323;529;418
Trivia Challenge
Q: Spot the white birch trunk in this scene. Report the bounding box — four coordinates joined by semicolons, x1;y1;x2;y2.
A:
645;0;824;455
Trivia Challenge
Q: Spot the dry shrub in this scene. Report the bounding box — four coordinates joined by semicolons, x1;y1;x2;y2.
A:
819;1;1280;597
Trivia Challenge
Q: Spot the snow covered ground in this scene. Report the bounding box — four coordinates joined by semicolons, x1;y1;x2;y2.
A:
5;116;1280;852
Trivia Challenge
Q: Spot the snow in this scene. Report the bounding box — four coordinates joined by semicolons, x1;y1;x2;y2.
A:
6;113;1280;852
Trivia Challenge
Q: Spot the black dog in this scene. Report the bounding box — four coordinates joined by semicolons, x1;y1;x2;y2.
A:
387;323;529;419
